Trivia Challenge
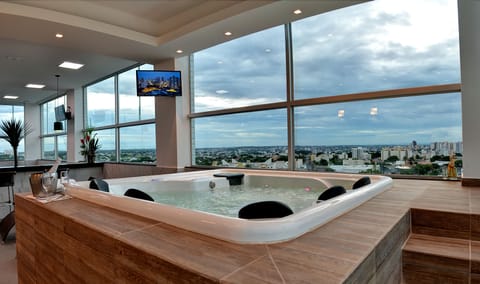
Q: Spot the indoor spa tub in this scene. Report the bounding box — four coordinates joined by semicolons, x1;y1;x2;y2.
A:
66;169;393;244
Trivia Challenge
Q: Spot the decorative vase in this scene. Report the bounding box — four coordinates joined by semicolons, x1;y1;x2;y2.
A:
87;154;96;164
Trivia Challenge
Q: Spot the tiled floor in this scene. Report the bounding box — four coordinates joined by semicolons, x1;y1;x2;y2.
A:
8;178;480;283
0;227;17;284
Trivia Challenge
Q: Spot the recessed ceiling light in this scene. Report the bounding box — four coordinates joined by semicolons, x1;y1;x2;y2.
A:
25;84;45;89
3;95;18;99
215;90;229;95
176;49;183;54
224;31;232;36
265;48;271;53
59;61;84;70
294;9;302;15
55;33;64;38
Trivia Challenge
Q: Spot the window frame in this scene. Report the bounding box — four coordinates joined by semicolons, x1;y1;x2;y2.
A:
83;64;157;164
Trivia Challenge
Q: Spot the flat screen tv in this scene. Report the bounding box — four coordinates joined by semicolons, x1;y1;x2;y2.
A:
55;105;66;121
136;70;182;97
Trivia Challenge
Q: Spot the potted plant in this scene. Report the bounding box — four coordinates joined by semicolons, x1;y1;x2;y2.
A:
0;118;32;168
80;127;100;163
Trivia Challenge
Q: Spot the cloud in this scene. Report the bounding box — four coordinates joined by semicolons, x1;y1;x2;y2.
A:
192;0;461;148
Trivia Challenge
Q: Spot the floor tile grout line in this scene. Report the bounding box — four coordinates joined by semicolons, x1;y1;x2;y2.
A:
265;245;286;284
219;248;269;282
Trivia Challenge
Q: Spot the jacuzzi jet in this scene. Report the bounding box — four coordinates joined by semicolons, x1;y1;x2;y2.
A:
209;181;216;189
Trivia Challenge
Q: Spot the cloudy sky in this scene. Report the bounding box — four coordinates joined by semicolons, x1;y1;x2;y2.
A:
192;0;461;148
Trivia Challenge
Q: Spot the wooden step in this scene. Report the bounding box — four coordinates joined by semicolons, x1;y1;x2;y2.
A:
402;208;478;284
403;234;469;283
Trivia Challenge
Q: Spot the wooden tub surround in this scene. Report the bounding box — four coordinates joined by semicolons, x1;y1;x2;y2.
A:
15;179;476;283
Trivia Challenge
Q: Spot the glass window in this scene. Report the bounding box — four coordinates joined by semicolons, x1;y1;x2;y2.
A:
57;135;67;160
0;106;12;121
42;137;55;160
40;96;67;160
13;105;24;121
294;93;462;175
0;105;26;161
95;128;116;162
118;64;155;123
192;25;287;113
85;64;157;163
86;77;115;127
291;0;460;99
42;96;66;135
191;0;461;177
119;124;156;163
193;109;287;168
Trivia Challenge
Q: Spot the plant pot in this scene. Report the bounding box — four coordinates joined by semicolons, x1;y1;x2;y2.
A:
87;154;96;164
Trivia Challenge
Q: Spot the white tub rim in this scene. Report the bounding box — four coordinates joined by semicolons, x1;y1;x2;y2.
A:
66;169;392;244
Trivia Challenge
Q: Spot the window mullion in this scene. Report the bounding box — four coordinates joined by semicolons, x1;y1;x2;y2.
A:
285;23;295;171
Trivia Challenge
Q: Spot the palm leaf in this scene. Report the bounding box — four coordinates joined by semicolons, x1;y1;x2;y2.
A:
0;119;32;148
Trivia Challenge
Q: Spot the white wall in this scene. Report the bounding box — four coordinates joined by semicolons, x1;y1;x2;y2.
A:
66;87;84;162
24;102;41;162
153;57;191;169
175;56;192;168
458;0;480;179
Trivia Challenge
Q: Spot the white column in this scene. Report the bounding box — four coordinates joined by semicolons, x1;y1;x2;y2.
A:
24;103;41;162
458;0;480;179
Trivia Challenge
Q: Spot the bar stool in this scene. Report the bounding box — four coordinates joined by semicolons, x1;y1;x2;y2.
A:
0;171;16;243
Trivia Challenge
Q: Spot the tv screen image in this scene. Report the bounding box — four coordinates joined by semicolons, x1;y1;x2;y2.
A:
136;70;182;96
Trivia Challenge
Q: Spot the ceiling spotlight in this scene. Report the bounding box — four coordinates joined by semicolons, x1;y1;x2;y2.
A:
59;61;84;70
215;90;229;95
25;83;45;89
293;9;302;15
55;33;64;38
370;107;378;116
176;49;183;54
224;31;232;36
338;109;345;118
3;95;18;100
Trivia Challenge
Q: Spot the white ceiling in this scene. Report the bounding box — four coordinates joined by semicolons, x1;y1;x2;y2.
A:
0;0;365;105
